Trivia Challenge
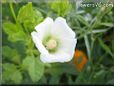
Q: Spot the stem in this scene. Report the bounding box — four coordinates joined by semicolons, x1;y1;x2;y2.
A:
9;3;17;22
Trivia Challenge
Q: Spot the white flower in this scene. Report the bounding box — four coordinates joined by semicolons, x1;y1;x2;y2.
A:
31;17;77;63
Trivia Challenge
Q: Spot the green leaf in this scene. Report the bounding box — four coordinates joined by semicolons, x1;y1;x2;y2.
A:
92;6;113;29
49;76;59;84
50;0;71;16
2;46;21;64
98;38;113;57
11;70;22;84
3;63;22;84
3;21;26;42
22;56;44;82
87;29;108;34
92;70;107;83
17;2;43;32
100;23;114;27
96;6;113;20
17;2;33;23
33;8;43;24
84;35;91;61
3;21;18;34
94;70;106;77
8;30;26;42
48;63;77;76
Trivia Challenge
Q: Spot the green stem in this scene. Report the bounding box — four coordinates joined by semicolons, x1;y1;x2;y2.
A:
9;3;17;22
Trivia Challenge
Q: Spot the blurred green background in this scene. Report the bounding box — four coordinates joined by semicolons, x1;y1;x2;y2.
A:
1;0;114;85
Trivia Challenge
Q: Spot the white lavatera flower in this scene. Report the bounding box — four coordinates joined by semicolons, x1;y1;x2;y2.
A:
31;17;77;63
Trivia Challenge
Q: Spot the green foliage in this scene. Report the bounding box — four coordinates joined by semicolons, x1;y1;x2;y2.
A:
2;2;44;84
50;0;71;16
2;63;22;84
3;21;26;42
76;15;90;28
98;38;113;57
3;46;21;64
17;2;43;32
22;56;44;82
2;0;114;85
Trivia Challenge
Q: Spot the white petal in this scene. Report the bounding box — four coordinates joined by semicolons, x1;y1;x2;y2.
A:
31;31;49;55
40;38;77;63
51;17;75;39
35;17;53;40
59;38;77;59
40;52;72;63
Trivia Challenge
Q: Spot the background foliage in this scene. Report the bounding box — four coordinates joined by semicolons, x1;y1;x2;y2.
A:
1;0;114;85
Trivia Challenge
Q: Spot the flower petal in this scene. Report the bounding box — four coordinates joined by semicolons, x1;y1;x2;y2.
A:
59;38;77;59
40;52;71;63
51;17;75;39
35;17;53;40
31;31;49;55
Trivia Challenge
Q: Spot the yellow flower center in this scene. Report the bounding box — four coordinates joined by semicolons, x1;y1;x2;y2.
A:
46;39;57;50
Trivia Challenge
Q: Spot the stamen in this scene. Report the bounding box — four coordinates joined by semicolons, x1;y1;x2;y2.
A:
46;39;57;50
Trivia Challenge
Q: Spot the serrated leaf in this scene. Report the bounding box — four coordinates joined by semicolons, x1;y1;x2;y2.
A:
3;22;26;42
17;2;43;32
22;56;44;82
11;70;22;84
3;63;22;84
2;46;21;64
3;21;18;34
17;2;33;23
8;30;26;42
